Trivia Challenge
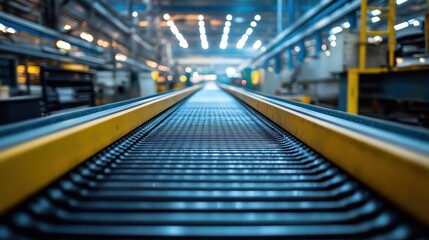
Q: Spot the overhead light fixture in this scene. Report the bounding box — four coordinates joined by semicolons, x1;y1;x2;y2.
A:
199;18;209;49
371;9;381;16
80;32;93;42
250;21;257;27
396;0;408;5
261;46;266;51
56;40;71;51
371;17;381;23
226;67;236;77
97;39;110;48
253;40;262;49
132;11;138;17
396;57;404;64
408;19;420;26
342;22;350;29
246;28;253;35
220;15;231;49
146;60;158;68
64;24;72;30
163;14;170;20
185;67;192;73
115;53;127;61
329;26;343;35
254;15;261;21
6;27;16;34
394;21;409;30
158;65;170;72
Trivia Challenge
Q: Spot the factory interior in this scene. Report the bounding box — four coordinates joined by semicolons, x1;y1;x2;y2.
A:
0;0;429;238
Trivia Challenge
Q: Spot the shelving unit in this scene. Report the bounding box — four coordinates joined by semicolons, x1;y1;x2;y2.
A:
40;67;95;113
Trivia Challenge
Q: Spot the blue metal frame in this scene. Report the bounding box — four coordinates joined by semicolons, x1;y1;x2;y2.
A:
239;0;360;70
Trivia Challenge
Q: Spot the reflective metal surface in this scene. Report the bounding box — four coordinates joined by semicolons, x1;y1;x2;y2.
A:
0;84;421;238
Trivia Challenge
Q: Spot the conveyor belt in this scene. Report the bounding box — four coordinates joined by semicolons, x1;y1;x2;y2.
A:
0;84;423;238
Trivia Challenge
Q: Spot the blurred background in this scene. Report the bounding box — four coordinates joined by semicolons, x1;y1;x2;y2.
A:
0;0;428;127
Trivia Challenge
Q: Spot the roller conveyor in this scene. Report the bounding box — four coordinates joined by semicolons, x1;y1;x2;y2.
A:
0;84;426;238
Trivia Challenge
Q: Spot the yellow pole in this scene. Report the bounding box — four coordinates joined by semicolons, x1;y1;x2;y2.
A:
347;69;359;114
359;0;368;69
388;0;396;67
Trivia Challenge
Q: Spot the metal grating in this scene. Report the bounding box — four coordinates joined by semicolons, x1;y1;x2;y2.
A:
0;84;422;238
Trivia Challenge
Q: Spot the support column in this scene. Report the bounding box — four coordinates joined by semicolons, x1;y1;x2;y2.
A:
297;41;306;63
287;48;294;70
348;12;357;31
277;0;284;34
287;0;295;25
274;54;282;74
315;32;323;54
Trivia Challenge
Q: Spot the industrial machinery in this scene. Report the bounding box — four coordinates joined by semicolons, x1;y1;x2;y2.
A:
0;83;428;238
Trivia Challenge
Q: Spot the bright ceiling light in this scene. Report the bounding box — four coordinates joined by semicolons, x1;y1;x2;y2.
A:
56;40;71;51
80;32;93;42
115;53;128;61
167;19;188;48
185;67;192;73
223;27;230;34
146;60;158;68
170;25;179;35
371;9;381;16
226;14;233;21
246;28;253;35
396;0;408;5
408;19;420;26
226;67;236;77
163;14;170;20
225;21;231;27
254;15;261;21
6;27;16;34
371;17;381;23
330;26;342;35
294;46;301;52
253;40;262;49
342;22;350;29
394;21;409;30
250;21;257;27
132;11;138;17
63;24;71;30
199;18;209;49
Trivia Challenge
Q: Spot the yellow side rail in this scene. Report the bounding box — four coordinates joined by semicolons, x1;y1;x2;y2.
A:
0;85;201;214
221;84;429;227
